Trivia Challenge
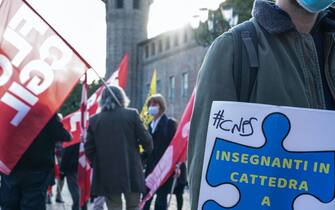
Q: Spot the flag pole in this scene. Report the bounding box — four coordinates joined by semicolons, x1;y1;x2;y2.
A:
22;0;90;68
78;73;91;208
23;0;122;108
90;68;122;107
167;163;182;209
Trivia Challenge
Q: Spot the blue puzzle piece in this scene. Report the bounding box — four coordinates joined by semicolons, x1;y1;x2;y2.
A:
204;113;335;210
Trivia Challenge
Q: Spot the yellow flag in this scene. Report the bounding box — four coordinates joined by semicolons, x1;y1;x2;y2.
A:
140;70;157;127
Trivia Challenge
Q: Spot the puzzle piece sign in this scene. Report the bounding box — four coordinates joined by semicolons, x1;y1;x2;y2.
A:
198;102;335;210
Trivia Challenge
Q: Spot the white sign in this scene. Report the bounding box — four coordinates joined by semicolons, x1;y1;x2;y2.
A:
198;101;335;210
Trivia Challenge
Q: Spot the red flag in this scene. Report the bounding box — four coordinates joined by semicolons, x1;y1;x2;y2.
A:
77;73;91;207
62;54;128;148
140;91;195;209
109;53;128;88
0;0;89;175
